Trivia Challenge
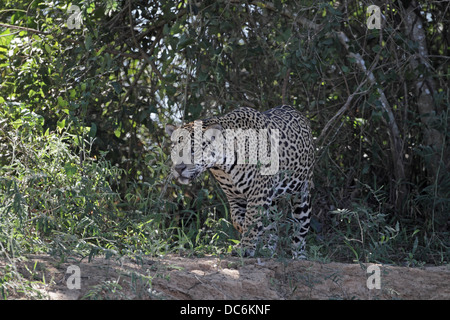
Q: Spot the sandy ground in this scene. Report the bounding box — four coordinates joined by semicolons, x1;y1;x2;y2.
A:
2;254;449;300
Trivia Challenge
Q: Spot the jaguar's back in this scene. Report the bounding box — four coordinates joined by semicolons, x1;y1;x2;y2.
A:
166;105;314;258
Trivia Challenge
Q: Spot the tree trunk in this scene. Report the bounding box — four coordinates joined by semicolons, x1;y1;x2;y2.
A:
403;1;446;184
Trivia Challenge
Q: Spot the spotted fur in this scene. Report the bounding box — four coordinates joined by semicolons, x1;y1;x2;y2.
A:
166;105;314;258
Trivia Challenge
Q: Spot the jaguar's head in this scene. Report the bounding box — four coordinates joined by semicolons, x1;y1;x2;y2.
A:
165;121;224;185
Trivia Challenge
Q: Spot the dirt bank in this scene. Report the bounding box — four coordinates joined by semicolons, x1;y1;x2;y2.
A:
2;254;449;300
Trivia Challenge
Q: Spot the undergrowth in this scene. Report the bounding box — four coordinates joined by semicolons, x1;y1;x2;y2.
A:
0;104;234;298
0;103;448;299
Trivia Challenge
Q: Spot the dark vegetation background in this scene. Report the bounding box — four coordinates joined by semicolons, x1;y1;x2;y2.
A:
0;0;448;298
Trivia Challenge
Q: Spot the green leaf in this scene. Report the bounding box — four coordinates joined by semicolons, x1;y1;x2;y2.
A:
163;24;170;35
85;35;92;51
114;127;121;138
177;34;195;49
64;163;77;177
44;43;52;54
89;122;97;137
111;81;122;94
372;45;381;53
57;96;68;107
57;119;65;133
12;119;22;129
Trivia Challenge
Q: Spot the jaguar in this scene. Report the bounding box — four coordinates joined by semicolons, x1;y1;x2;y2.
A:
165;105;314;258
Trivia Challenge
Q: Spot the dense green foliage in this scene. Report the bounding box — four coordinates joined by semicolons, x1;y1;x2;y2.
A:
0;0;448;298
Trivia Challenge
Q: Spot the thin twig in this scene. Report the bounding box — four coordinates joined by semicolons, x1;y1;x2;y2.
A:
318;80;368;142
0;23;48;34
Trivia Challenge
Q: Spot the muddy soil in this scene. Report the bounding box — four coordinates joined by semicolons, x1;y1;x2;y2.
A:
2;254;449;300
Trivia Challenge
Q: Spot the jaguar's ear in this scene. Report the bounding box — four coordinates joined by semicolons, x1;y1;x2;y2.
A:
165;124;177;137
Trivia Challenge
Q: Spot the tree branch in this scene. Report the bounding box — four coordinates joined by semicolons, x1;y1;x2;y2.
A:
318;79;368;142
336;20;407;203
0;22;48;34
239;0;408;203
